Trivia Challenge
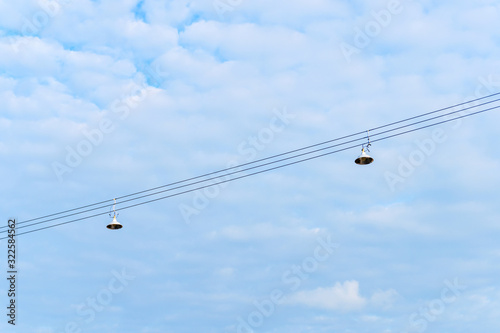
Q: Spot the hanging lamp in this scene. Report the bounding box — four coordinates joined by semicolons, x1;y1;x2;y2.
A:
355;130;374;165
106;198;123;230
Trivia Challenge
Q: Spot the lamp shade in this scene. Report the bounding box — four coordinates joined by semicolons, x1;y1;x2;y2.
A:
355;148;374;165
106;215;123;230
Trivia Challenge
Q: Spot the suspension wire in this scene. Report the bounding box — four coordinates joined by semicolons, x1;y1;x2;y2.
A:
3;96;500;232
10;92;500;228
4;98;500;234
2;102;499;240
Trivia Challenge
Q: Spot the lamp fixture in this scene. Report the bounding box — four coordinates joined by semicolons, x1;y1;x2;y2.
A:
355;130;374;165
106;198;123;230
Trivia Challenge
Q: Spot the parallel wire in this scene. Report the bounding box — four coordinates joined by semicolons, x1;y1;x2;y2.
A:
3;97;500;234
2;101;499;240
9;92;500;229
5;95;499;234
12;95;500;233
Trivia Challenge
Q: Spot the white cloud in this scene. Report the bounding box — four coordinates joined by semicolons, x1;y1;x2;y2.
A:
285;280;367;311
285;281;399;312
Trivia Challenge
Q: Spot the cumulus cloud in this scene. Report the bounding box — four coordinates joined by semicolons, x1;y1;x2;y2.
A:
285;281;400;312
285;280;368;311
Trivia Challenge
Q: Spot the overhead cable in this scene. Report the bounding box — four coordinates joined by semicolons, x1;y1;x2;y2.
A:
2;99;499;239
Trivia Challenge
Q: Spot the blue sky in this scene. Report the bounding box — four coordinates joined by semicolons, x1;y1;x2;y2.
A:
1;0;500;332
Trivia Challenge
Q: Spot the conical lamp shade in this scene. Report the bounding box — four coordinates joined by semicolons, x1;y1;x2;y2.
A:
106;215;123;230
355;148;374;165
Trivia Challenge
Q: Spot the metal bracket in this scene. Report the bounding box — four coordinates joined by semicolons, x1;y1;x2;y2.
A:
109;198;118;218
362;130;372;152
